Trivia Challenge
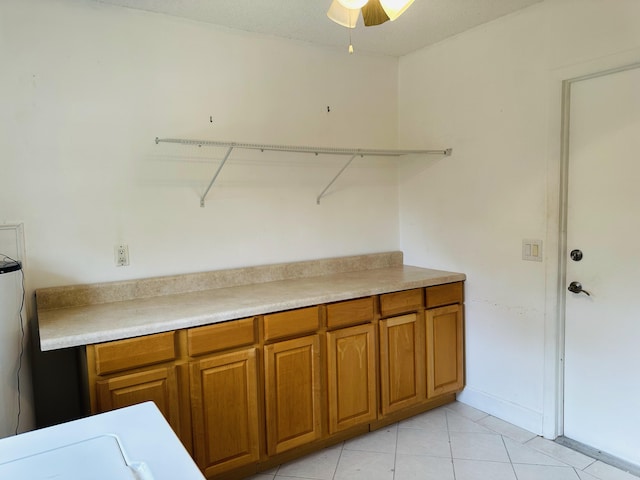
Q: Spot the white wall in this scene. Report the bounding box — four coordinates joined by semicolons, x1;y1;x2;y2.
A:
0;0;399;433
6;0;640;440
398;0;640;435
0;0;399;291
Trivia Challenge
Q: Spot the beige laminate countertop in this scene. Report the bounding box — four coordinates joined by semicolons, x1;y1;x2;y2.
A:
37;257;465;351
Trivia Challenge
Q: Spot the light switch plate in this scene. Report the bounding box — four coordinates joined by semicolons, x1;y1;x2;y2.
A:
522;239;543;262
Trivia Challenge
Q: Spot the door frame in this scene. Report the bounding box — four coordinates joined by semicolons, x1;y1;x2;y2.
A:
542;58;640;440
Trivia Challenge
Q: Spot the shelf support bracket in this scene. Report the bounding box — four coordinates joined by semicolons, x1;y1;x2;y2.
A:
316;154;359;205
156;137;453;206
200;145;234;207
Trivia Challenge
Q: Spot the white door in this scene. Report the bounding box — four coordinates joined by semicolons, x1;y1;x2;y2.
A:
564;65;640;466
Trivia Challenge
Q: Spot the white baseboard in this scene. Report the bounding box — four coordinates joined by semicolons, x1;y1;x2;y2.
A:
457;387;544;436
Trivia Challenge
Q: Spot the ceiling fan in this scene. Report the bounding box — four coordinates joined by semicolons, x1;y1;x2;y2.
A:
327;0;415;28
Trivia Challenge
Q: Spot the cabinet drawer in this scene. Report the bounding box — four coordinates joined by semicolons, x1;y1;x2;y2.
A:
380;289;424;317
326;297;374;329
187;318;256;356
93;331;177;375
264;306;319;341
425;282;463;309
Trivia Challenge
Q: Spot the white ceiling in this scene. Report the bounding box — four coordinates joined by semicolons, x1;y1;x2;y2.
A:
93;0;543;57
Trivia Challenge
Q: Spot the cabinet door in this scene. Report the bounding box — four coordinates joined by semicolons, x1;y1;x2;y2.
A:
327;324;376;433
96;365;183;434
190;348;260;477
264;335;321;455
379;313;425;415
426;304;464;398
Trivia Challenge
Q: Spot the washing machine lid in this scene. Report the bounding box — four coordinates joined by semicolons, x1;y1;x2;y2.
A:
0;435;137;480
0;402;205;480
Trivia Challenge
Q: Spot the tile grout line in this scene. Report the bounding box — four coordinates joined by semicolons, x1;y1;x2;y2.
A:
392;422;399;480
445;408;458;480
500;434;521;480
573;466;597;480
523;436;599;472
579;455;598;472
330;440;345;480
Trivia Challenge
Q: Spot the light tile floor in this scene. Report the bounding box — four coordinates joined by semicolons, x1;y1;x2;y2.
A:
246;402;638;480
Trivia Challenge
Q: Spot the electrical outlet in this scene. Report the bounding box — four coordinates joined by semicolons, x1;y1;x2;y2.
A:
115;244;129;267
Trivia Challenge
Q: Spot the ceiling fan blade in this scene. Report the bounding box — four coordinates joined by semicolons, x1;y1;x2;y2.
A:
362;0;390;26
327;0;359;28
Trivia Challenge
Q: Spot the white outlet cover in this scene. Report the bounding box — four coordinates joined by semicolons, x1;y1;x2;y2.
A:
115;244;129;267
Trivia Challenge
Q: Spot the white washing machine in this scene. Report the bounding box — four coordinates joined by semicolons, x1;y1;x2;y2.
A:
0;402;205;480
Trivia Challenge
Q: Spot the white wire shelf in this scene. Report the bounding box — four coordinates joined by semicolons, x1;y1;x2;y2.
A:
154;137;452;206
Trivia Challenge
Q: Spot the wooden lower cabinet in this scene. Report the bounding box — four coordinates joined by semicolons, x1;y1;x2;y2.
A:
264;335;322;455
85;283;464;479
189;348;260;477
95;363;190;447
426;304;464;398
379;313;426;415
326;323;376;433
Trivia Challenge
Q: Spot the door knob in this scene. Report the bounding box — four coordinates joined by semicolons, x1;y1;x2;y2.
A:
570;249;583;261
568;281;591;296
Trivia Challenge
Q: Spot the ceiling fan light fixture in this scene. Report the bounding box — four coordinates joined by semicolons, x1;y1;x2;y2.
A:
337;0;369;9
379;0;414;20
361;0;390;26
327;0;360;28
